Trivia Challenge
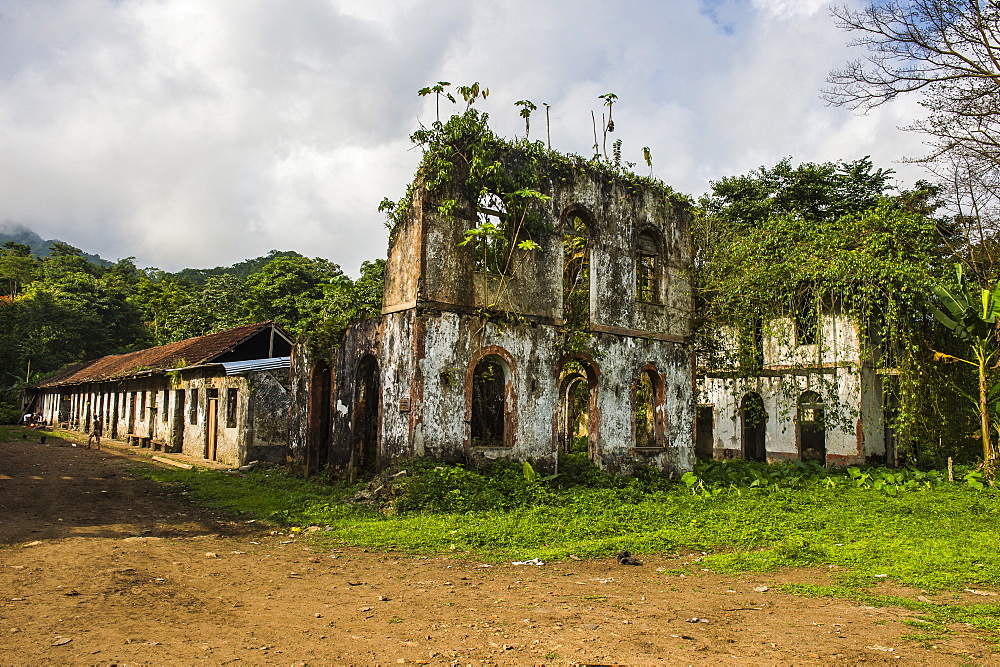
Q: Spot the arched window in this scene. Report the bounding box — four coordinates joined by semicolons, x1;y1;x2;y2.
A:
562;211;592;324
634;367;664;448
740;392;767;462
798;390;826;464
557;359;599;459
635;230;662;303
471;355;510;447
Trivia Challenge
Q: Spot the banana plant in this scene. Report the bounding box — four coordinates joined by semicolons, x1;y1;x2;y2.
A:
929;263;1000;463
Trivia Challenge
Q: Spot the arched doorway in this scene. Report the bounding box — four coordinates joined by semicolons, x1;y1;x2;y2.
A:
798;390;826;464
740;392;767;462
352;355;380;473
471;354;510;447
634;367;664;448
557;359;599;459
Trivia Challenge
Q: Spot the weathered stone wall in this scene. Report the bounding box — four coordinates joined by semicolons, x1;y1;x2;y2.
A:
309;151;698;477
287;341;312;467
246;369;292;463
697;312;886;465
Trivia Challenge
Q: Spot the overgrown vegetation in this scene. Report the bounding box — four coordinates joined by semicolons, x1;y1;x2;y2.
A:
137;456;998;589
694;156;996;463
380;83;688;327
0;241;385;421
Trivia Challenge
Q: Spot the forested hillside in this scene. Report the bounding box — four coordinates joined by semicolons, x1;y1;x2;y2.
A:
0;239;384;422
0;223;109;266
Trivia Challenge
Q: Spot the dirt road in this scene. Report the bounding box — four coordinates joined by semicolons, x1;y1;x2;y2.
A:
0;434;994;664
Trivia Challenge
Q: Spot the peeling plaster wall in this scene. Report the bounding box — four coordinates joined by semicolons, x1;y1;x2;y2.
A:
286;342;312;466
379;310;420;464
309;153;697;477
698;313;886;465
328;319;381;472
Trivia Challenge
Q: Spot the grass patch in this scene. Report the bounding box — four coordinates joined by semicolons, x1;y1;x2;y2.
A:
130;457;1000;591
780;583;1000;643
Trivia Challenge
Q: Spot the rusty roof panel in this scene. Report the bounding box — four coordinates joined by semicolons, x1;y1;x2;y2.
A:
34;321;286;388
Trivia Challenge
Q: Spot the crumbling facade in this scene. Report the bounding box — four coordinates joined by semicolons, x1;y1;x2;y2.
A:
697;309;894;466
292;153;696;476
29;322;293;467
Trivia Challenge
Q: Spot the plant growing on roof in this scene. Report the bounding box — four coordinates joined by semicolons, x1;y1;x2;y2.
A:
417;81;454;123
514;100;537;138
598;92;617;159
380;84;688;340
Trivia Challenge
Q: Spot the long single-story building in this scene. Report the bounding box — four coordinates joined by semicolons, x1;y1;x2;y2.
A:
27;321;293;467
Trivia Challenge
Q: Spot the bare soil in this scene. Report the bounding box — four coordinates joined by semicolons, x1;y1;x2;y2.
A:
0;434;996;665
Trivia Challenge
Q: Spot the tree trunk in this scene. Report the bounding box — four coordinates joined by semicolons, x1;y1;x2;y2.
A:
980;353;992;463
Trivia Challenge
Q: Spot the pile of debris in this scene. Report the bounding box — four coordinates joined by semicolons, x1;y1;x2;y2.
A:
348;468;408;509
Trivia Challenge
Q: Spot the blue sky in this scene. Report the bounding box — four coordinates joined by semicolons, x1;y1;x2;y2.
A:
0;0;927;274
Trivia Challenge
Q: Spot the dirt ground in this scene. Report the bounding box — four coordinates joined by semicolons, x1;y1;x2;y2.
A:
0;434;997;665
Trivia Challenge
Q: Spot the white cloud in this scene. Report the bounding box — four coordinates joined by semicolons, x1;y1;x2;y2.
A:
0;0;930;273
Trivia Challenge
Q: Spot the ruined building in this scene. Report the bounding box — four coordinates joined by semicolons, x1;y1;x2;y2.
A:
290;142;695;476
29;322;293;467
696;305;895;466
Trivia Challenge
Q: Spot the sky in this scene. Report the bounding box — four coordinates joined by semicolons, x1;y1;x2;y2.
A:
0;0;929;276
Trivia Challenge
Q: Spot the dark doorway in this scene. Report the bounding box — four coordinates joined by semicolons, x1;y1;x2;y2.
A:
307;361;332;476
171;390;185;453
353;355;380;473
471;355;508;447
740;393;767;462
798;390;826;464
696;405;715;459
206;388;219;461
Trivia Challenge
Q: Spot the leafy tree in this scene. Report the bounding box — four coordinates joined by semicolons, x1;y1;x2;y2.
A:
164;274;250;341
307;259;386;354
929;263;1000;464
0;242;38;298
697;157;951;456
131;271;194;344
826;1;1000;280
243;256;345;334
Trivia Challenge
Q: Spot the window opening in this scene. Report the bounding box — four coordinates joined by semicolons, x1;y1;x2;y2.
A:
794;294;819;345
473;192;510;275
162;390;169;422
636;230;660;302
562;212;591;324
226;388;238;428
189;388;198;425
738;319;764;370
471;355;508;447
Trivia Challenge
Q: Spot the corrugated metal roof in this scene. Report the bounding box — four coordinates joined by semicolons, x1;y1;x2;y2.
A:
218;356;291;375
34;321;289;388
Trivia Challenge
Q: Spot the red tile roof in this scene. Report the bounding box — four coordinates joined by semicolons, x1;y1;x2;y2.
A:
34;321;284;388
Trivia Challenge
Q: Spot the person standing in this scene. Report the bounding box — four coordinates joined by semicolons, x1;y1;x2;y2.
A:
87;417;103;450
